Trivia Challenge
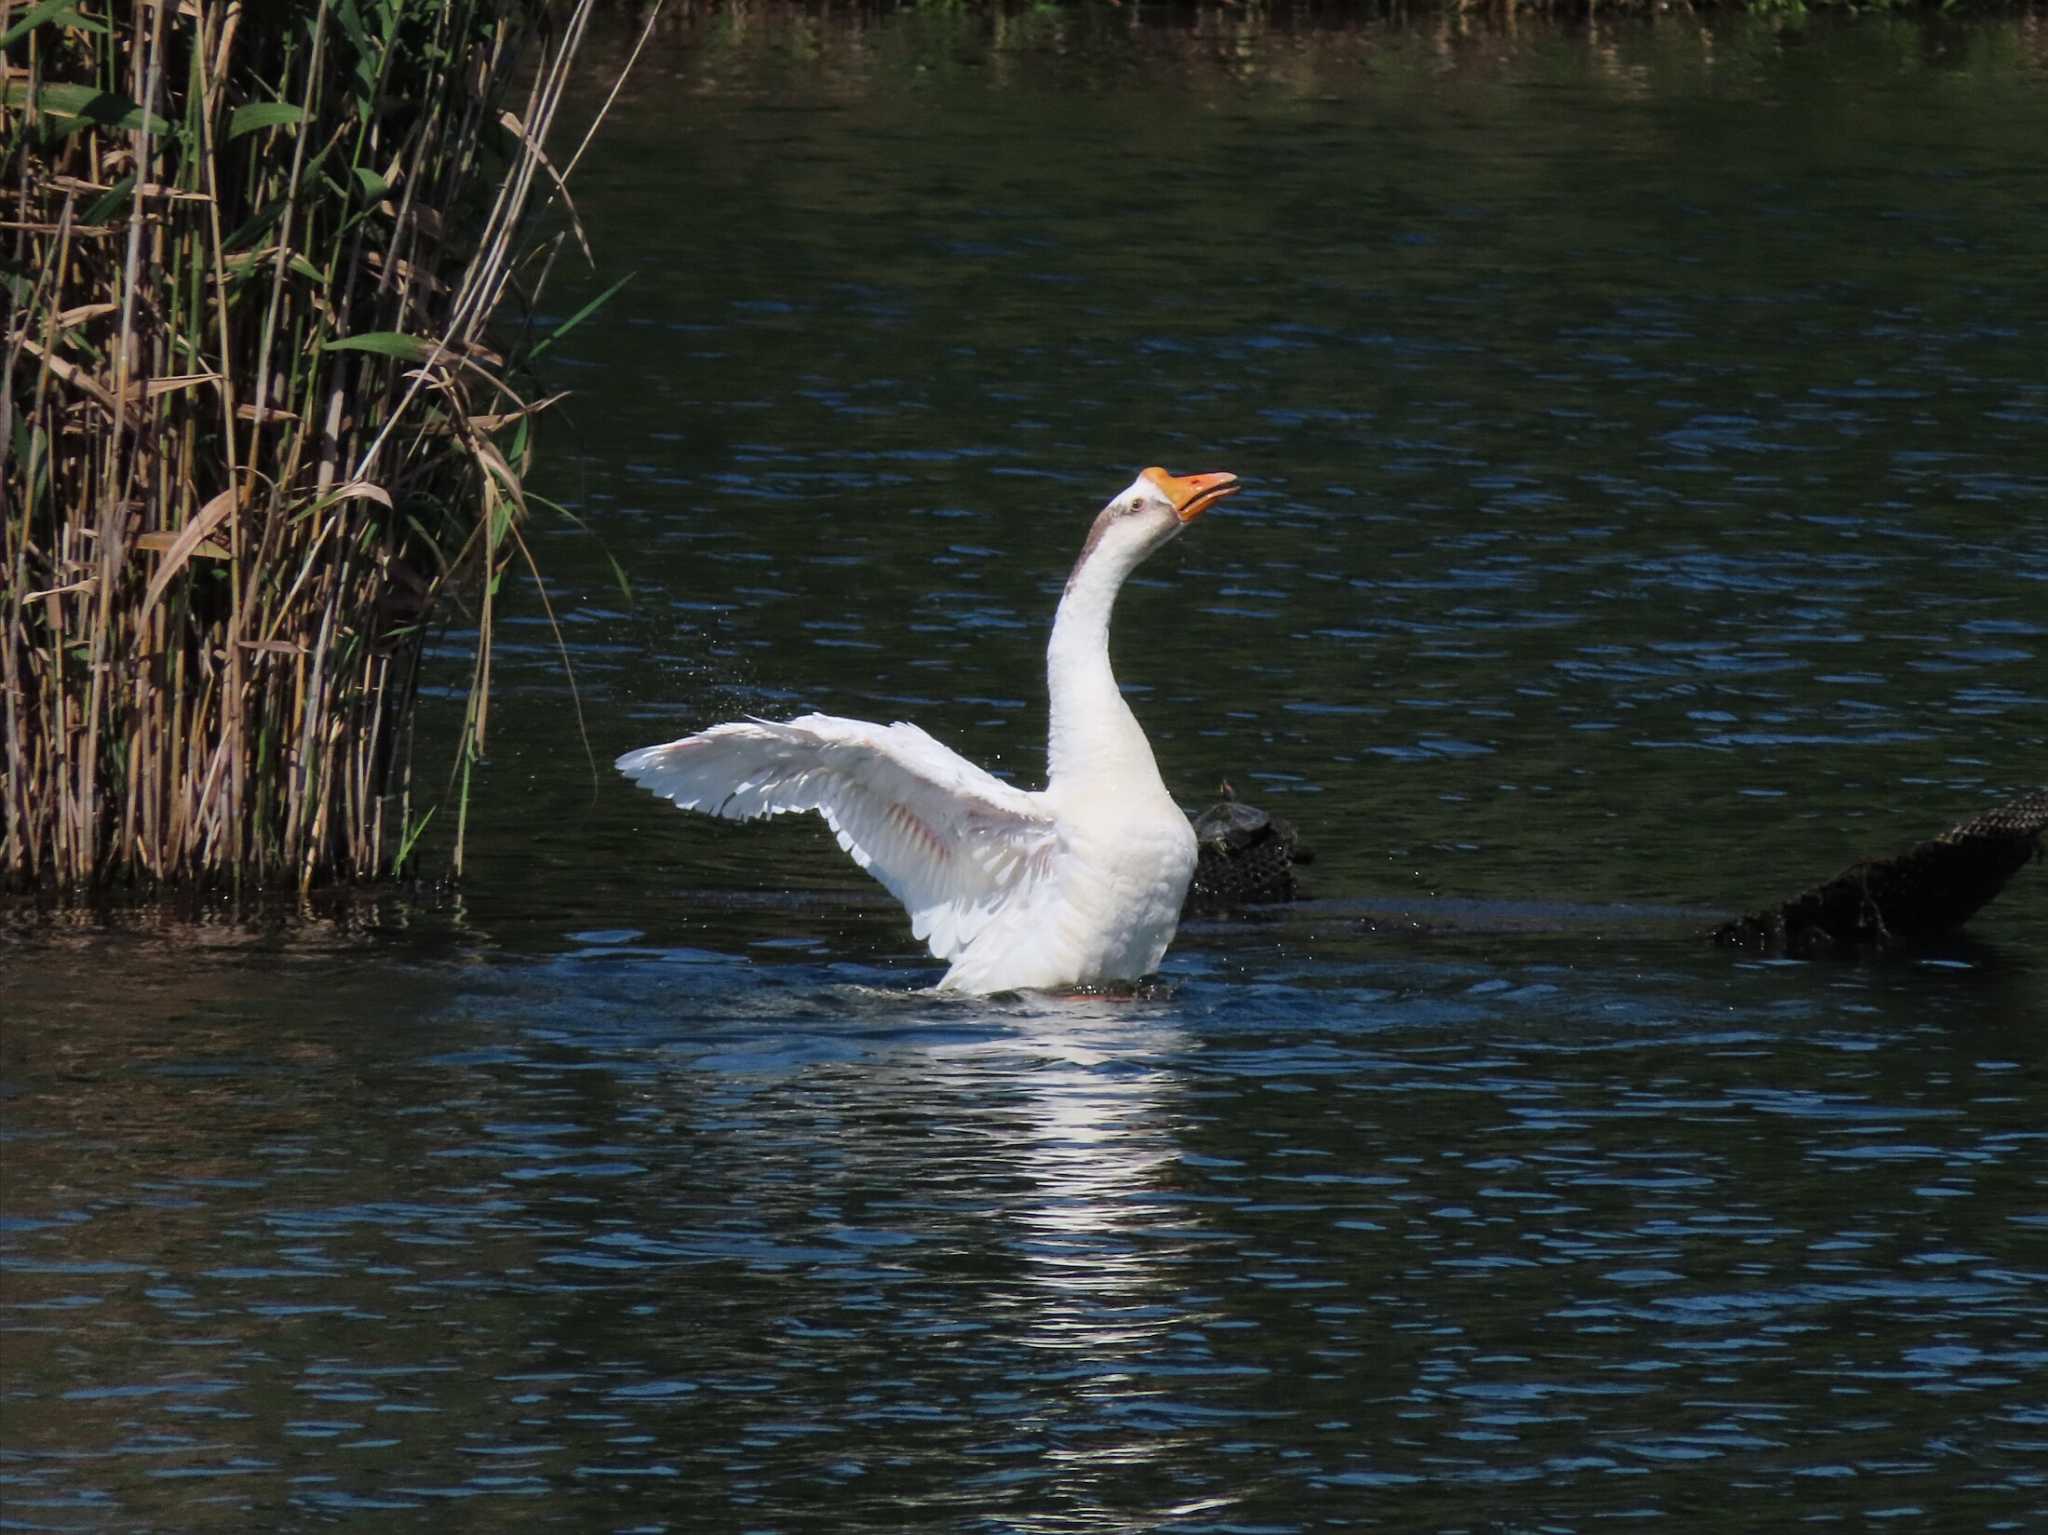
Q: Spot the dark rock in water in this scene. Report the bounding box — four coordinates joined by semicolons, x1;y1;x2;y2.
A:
1183;787;1312;915
1713;790;2047;956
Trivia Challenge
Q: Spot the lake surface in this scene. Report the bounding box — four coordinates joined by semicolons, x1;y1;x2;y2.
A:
5;9;2045;1530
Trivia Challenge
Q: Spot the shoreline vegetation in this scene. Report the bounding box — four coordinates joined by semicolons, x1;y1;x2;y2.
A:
568;0;2047;43
567;3;2047;103
3;0;640;899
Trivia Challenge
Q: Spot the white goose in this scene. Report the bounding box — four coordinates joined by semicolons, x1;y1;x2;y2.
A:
617;465;1240;993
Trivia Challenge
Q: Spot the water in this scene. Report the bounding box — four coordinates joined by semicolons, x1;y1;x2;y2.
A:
5;10;2046;1530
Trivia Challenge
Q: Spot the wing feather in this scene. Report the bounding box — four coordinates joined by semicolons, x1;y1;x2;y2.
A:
616;714;1059;961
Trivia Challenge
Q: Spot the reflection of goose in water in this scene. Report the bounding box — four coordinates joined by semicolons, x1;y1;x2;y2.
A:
619;468;1240;995
993;1021;1183;1293
918;1006;1213;1510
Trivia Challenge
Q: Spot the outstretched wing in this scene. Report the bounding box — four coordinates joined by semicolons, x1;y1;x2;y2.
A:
617;713;1060;961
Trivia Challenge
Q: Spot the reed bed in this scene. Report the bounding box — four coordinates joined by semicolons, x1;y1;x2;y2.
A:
3;0;628;895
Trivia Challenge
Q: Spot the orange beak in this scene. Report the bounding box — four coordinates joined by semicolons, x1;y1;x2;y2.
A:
1142;466;1240;524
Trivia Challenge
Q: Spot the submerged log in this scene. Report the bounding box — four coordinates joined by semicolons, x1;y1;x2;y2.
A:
1183;784;1313;915
1713;791;2048;956
1179;784;2042;953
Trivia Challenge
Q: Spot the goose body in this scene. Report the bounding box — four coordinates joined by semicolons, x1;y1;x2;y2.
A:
617;466;1239;993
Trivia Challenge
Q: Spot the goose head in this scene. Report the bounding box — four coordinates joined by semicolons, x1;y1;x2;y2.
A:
1067;466;1240;591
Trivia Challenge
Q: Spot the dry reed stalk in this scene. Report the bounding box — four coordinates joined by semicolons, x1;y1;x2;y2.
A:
4;0;638;896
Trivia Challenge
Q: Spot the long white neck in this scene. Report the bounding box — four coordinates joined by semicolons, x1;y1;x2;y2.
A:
1045;538;1164;792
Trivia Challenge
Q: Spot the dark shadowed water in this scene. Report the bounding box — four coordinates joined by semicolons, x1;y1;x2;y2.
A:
5;10;2046;1531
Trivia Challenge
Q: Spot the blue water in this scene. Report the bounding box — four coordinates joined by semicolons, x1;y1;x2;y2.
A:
4;10;2045;1530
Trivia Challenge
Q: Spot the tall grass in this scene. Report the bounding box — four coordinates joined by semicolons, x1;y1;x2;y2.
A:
3;0;631;896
